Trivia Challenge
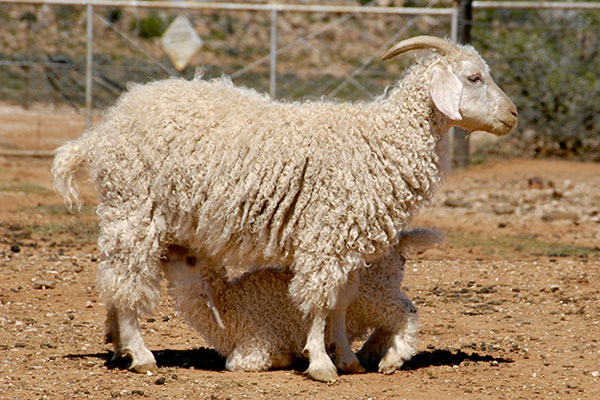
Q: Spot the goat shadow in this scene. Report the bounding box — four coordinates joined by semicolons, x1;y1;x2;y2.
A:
66;347;513;373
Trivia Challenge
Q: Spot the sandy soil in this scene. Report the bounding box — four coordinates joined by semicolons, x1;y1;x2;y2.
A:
0;107;599;399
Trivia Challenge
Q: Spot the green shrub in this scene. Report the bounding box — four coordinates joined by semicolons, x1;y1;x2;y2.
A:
105;7;122;24
133;13;166;38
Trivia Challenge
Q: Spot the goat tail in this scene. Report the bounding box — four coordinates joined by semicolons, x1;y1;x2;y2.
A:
397;228;445;253
51;138;88;210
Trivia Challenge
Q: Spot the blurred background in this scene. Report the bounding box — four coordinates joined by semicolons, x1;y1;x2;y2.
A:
0;0;599;163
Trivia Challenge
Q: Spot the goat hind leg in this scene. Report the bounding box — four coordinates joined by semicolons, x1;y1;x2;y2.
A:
108;307;157;374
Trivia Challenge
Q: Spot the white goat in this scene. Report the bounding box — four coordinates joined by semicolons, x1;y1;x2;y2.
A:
161;229;443;374
52;36;517;381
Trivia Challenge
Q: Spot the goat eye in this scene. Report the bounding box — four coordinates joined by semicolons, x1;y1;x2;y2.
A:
468;74;483;84
185;256;196;267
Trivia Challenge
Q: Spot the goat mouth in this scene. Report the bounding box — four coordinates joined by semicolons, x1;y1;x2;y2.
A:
493;117;517;135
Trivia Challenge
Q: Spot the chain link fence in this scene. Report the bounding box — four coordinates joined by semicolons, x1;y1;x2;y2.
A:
0;0;599;160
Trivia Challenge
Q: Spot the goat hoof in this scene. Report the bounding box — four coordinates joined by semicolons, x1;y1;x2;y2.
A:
356;352;379;371
339;359;366;374
131;361;158;375
305;363;339;382
108;349;158;374
378;360;401;375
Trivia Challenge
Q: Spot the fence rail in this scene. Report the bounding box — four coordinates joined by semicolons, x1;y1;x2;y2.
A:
4;0;600;11
0;0;455;15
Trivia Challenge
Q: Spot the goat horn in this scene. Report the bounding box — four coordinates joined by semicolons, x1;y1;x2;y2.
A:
381;35;458;61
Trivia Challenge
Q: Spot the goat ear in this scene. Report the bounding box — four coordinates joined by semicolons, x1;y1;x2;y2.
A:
430;65;463;121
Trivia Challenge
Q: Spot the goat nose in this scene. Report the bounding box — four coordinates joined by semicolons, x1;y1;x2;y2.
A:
510;107;518;118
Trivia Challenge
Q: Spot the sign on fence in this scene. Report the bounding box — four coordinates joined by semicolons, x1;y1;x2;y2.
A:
161;14;202;72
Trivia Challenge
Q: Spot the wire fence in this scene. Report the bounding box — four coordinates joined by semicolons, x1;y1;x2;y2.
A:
0;1;599;160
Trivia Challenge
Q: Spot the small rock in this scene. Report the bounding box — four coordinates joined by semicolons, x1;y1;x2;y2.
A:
541;211;579;222
492;204;515;215
131;390;144;396
444;198;470;208
155;377;166;385
550;284;560;292
162;316;170;322
14;342;26;348
528;177;544;189
591;371;600;378
10;244;20;253
32;280;57;290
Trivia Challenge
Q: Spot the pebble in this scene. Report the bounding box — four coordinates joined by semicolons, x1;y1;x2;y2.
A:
492;204;515;215
591;371;600;378
528;177;544;189
32;280;57;289
444;198;471;208
155;377;166;385
541;211;579;222
10;244;20;253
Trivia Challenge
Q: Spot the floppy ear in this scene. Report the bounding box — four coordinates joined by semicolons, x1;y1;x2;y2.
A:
430;65;463;120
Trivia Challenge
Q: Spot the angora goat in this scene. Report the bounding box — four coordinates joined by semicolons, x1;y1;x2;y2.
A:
52;35;517;381
161;229;443;374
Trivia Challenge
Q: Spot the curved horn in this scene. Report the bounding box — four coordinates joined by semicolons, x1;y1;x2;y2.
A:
381;35;458;61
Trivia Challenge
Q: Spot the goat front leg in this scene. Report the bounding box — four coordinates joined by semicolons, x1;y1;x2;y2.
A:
356;327;392;370
106;305;157;374
303;309;338;382
330;271;365;373
356;294;419;373
377;303;419;374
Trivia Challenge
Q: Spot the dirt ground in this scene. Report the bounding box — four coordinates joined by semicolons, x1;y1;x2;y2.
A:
0;106;599;399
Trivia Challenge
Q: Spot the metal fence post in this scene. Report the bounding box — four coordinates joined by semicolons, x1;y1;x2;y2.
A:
453;0;472;168
269;8;278;99
85;2;93;128
451;3;458;42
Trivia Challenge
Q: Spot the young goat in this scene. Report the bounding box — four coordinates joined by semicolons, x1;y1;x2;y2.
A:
161;229;443;373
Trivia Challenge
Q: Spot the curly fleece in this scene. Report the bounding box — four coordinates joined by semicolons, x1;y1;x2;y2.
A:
52;52;451;317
